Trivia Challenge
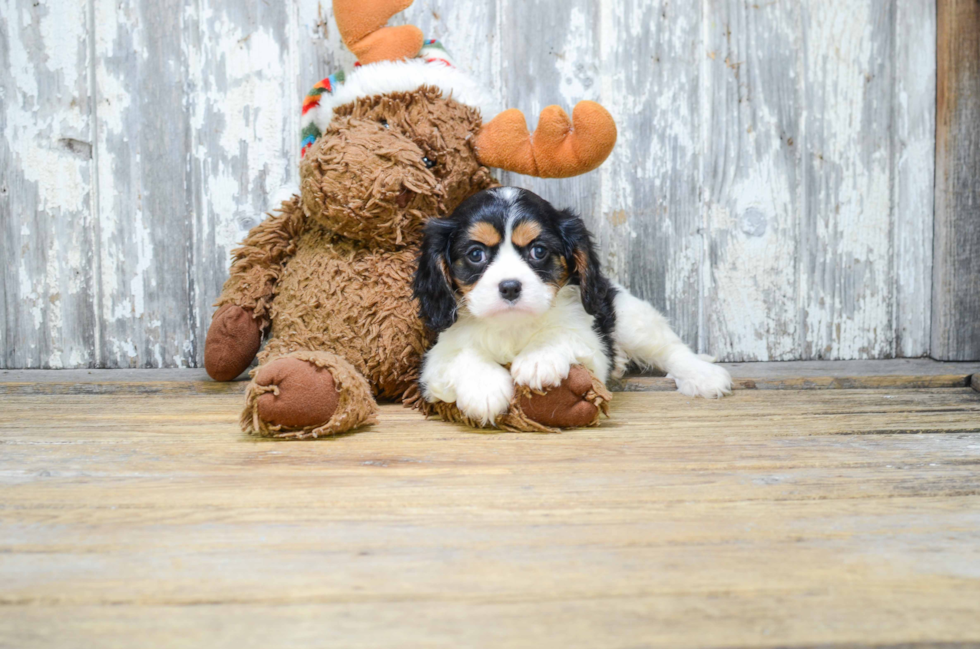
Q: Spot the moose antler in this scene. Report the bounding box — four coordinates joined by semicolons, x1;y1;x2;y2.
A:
474;102;618;179
333;0;424;65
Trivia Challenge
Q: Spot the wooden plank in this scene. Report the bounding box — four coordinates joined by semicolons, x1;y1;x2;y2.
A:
621;359;980;391
718;358;980;379
702;0;803;361
4;373;973;395
92;0;196;368
0;0;99;369
973;373;979;393
188;1;301;369
0;390;979;647
493;0;604;297
619;374;974;392
0;368;240;382
595;0;702;349
1;603;979;649
893;0;936;357
91;0;299;369
933;0;980;361
0;380;247;396
4;359;980;394
702;0;936;362
800;1;897;359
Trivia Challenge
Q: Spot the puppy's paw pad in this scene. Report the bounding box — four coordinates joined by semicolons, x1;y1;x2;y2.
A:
668;362;732;399
511;352;571;391
456;371;514;425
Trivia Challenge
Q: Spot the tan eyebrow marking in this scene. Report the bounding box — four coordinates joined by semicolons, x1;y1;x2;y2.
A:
512;220;542;248
468;221;501;247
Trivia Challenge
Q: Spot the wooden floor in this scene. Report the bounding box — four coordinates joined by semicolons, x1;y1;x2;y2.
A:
2;364;980;648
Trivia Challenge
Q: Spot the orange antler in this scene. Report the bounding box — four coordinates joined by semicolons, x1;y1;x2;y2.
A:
333;0;424;65
474;101;618;178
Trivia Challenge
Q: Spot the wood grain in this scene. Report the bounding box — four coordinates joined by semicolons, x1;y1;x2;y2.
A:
702;0;803;361
1;1;946;368
894;0;937;358
94;0;197;368
0;0;99;369
933;0;980;361
598;0;702;349
5;360;980;395
494;0;602;225
619;358;980;391
801;1;894;360
0;388;979;647
619;374;977;392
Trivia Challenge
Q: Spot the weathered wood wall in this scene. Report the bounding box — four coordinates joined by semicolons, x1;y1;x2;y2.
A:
933;0;980;361
0;0;941;368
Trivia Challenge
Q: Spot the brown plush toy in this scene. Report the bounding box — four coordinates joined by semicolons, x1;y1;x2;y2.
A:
204;0;618;438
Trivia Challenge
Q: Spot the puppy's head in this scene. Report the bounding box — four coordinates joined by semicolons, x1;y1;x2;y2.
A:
414;187;605;333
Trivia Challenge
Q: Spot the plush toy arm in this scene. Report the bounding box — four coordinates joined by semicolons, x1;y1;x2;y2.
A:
214;194;307;326
205;195;307;382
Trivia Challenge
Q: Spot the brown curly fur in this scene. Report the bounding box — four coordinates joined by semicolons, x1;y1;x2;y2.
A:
210;88;613;437
213;90;497;436
300;89;495;250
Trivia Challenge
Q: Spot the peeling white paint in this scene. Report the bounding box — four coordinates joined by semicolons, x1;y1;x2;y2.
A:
2;0;97;369
1;0;938;367
191;6;292;251
556;8;599;106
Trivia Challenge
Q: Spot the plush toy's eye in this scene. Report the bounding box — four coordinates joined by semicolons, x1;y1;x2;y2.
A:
529;243;548;261
422;156;436;169
380;119;390;129
466;246;487;265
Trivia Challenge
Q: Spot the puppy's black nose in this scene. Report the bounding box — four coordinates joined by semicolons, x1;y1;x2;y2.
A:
499;280;522;303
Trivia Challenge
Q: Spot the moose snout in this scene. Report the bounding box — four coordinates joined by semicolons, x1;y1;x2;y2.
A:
498;280;522;303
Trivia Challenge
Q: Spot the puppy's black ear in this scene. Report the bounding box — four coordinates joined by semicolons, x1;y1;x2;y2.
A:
413;219;459;333
558;209;612;317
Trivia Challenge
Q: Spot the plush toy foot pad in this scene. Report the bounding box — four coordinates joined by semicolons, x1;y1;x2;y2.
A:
519;366;603;429
204;305;262;382
254;358;340;429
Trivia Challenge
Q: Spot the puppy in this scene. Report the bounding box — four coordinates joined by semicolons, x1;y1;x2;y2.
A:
413;187;732;425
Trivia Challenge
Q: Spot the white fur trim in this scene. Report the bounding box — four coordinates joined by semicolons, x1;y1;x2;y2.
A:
305;58;497;133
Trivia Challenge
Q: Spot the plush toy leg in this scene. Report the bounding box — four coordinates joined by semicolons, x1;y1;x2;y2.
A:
515;366;612;429
422;365;612;433
242;351;378;439
204;305;263;381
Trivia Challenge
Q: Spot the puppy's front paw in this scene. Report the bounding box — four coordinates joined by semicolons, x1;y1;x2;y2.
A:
511;349;572;391
456;366;514;426
668;358;732;399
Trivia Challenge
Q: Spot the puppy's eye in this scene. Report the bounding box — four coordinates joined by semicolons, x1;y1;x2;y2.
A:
466;247;487;264
422;156;437;169
529;244;548;261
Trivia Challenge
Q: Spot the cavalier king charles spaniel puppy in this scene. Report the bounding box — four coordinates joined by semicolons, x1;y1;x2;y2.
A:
413;187;731;425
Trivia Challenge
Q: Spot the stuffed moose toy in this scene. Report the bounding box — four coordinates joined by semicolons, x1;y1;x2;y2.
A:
204;0;619;438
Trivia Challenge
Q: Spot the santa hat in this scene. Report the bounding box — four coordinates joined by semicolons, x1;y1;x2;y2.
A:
300;40;494;157
301;0;617;179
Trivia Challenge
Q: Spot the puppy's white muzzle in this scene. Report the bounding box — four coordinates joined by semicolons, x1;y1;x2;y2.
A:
464;245;555;319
